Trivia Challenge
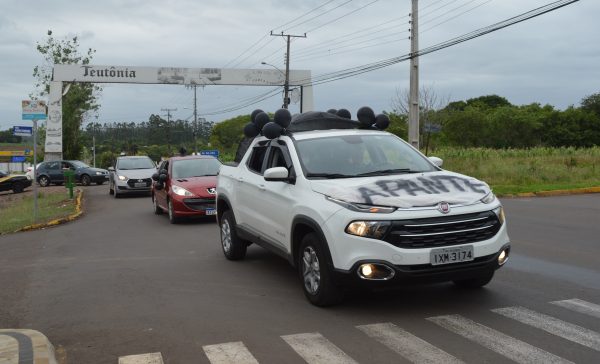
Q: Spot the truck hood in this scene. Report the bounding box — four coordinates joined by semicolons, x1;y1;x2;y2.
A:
310;170;491;208
173;176;217;197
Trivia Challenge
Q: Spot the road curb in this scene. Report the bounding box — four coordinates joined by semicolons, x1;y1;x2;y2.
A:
0;329;58;364
16;189;84;233
499;186;600;198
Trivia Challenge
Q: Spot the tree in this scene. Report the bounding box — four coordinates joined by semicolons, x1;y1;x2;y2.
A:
580;92;600;117
210;114;252;154
465;95;511;109
31;30;102;159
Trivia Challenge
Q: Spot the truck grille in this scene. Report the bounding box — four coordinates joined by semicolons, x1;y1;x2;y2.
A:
183;197;216;211
384;210;501;249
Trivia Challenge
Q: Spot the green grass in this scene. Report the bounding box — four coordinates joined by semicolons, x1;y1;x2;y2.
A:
0;191;77;234
433;146;600;195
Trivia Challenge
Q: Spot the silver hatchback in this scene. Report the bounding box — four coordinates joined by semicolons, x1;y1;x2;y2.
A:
108;156;157;198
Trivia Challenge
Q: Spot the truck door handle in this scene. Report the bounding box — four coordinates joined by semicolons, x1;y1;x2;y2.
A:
237;177;244;182
258;184;266;190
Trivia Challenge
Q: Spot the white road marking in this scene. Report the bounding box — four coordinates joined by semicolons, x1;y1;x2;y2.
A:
357;322;464;364
551;298;600;319
428;314;572;364
281;332;358;364
202;341;259;364
493;306;600;351
118;352;164;364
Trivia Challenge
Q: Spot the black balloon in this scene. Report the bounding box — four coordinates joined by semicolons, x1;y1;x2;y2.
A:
357;106;376;127
251;109;264;123
375;114;390;130
263;122;283;139
255;112;270;130
326;108;337;114
336;108;351;119
274;108;292;128
243;122;260;138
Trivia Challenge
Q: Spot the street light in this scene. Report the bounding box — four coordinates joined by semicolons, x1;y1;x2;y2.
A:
261;61;290;109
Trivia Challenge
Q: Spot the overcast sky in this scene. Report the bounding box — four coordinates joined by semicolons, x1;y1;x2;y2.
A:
0;0;598;131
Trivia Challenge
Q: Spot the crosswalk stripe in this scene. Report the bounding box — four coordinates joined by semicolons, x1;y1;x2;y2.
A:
281;332;358;364
428;314;572;364
202;341;259;364
357;322;464;364
551;298;600;319
118;352;164;364
493;306;600;351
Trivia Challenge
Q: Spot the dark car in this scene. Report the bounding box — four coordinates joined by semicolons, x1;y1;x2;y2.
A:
36;160;109;187
152;156;220;223
0;169;32;193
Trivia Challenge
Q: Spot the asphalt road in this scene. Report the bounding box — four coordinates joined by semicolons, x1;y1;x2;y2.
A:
1;186;599;363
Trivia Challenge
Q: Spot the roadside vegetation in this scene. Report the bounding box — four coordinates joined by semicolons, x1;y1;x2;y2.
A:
0;190;77;234
436;147;600;195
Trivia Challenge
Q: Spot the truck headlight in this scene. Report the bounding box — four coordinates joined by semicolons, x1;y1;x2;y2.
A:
327;196;396;213
346;221;391;239
118;175;127;181
493;206;505;225
172;185;193;197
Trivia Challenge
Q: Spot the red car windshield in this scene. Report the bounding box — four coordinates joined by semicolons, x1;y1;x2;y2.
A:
172;158;221;179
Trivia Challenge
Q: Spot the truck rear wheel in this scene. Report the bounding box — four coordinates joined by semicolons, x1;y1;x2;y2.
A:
298;233;343;306
220;211;247;260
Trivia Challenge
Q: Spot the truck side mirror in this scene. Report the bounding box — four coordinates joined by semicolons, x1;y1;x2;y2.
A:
264;167;289;182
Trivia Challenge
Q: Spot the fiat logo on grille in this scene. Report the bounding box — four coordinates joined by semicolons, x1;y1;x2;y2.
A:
437;202;450;214
207;187;216;194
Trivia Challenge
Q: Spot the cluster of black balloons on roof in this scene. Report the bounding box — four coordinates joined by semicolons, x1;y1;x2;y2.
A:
243;109;292;139
243;106;390;140
328;106;390;130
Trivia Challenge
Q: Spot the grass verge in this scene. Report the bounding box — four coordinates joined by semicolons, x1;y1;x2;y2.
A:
434;147;600;195
0;190;78;234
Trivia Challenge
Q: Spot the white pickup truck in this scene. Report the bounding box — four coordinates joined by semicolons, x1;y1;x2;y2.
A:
216;109;510;306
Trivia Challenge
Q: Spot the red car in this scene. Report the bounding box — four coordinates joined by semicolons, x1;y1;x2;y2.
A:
151;155;221;223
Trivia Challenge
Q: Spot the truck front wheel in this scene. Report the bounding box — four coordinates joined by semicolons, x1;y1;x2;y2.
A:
298;233;343;306
220;211;247;260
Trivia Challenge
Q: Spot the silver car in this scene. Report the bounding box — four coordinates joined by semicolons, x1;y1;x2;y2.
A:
108;156;156;198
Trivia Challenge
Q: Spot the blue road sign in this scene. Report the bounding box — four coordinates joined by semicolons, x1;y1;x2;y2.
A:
200;150;219;158
11;156;26;163
13;126;33;136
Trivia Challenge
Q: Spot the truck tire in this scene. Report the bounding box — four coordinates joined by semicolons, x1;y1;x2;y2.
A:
298;233;343;306
220;210;247;260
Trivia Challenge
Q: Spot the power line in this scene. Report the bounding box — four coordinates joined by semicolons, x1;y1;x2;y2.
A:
293;0;579;86
284;0;354;32
271;0;338;32
296;37;409;62
304;0;382;34
422;0;494;33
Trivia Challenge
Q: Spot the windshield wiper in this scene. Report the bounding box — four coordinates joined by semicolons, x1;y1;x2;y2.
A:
306;173;356;179
356;168;424;177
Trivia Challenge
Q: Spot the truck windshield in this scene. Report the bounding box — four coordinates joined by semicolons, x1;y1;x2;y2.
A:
296;134;438;178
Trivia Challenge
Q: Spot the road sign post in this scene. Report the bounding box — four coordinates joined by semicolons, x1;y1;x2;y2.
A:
22;100;47;223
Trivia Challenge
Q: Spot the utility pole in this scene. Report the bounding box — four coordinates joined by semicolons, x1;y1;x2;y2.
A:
161;107;177;156
186;84;199;155
409;0;420;149
270;31;306;109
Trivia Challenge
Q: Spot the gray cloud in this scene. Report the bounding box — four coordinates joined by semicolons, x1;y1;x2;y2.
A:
1;0;598;130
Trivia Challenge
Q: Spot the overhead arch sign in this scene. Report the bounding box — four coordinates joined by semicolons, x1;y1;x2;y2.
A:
46;64;314;160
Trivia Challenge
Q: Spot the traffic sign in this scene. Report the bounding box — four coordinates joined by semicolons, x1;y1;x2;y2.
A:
13;126;33;136
200;150;219;158
22;100;47;120
11;156;26;163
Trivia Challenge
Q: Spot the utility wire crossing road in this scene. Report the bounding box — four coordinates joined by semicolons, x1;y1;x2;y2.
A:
119;298;600;364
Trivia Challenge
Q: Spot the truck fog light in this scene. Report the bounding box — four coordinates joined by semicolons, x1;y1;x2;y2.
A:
357;263;395;280
498;248;510;266
360;264;374;277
